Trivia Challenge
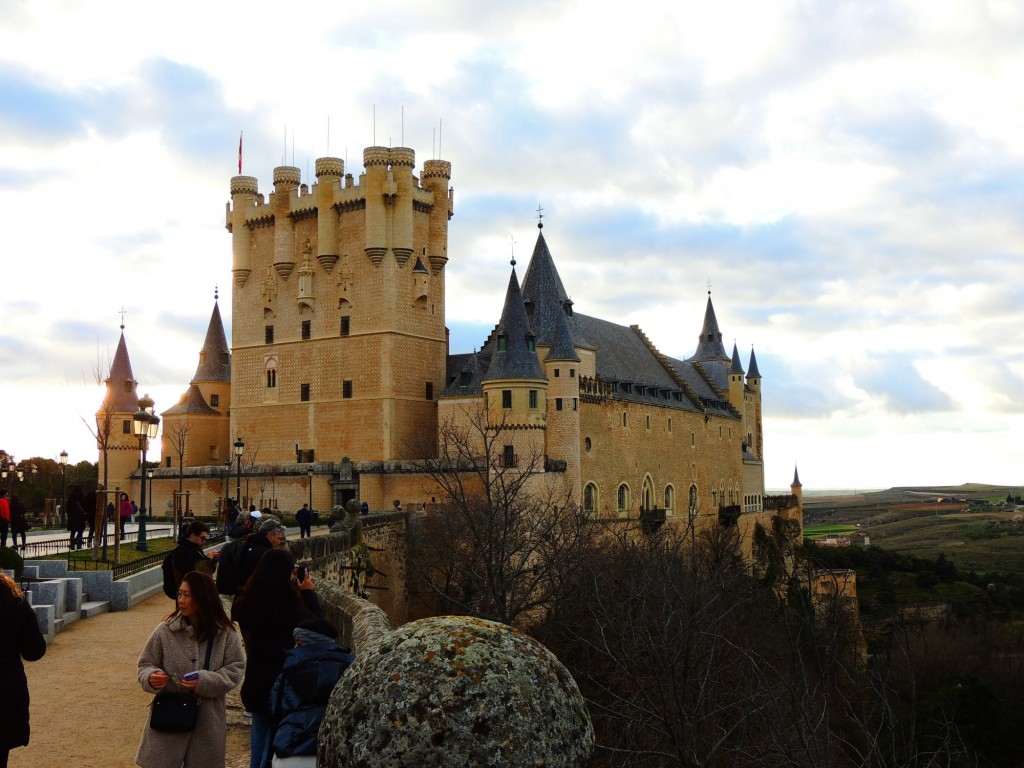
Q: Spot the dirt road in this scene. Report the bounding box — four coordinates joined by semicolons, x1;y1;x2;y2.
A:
11;593;250;768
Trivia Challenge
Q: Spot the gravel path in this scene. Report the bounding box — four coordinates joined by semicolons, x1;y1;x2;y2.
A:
11;592;251;768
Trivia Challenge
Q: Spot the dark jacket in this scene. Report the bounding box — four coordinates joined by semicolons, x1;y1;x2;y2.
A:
66;490;86;532
169;537;216;585
232;590;322;715
235;534;275;590
10;500;28;534
295;507;313;527
268;641;354;759
0;585;46;750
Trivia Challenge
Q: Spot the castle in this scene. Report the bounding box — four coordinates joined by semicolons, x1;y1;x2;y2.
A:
98;144;801;541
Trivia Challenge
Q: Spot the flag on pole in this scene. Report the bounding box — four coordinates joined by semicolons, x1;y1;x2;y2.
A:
238;132;243;175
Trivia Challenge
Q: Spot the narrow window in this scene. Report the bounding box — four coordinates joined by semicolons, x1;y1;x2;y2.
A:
301;320;311;340
646;414;651;430
667;417;672;432
340;316;350;336
622;412;628;428
122;419;131;434
554;369;560;378
497;335;507;351
123;381;132;393
343;380;353;398
573;398;578;411
555;398;563;411
265;325;274;344
691;432;695;447
300;383;310;401
425;382;433;400
570;368;576;378
584;483;596;513
585;437;592;452
266;369;277;388
529;390;538;409
210;394;219;407
502;389;512;409
503;445;516;467
527;336;536;352
165;456;172;468
209;445;218;460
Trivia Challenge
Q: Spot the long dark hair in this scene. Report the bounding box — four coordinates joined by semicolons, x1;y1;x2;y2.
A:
167;571;234;643
233;548;304;627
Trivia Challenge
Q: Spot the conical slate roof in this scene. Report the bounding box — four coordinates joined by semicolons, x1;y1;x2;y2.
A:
481;266;544;382
100;331;139;414
545;296;579;362
792;465;802;488
729;343;744;374
691;293;729;362
520;230;572;346
747;347;761;379
192;301;231;384
162;384;220;417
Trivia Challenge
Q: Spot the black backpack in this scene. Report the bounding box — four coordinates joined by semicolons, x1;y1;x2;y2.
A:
216;537;247;595
161;553;178;600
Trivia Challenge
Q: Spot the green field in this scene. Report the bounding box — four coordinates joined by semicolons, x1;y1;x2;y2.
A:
804;484;1024;574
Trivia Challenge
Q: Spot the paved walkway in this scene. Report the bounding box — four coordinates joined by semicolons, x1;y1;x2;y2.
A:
11;592;251;768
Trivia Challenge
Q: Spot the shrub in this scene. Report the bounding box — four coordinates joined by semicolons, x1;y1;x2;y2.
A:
0;546;25;578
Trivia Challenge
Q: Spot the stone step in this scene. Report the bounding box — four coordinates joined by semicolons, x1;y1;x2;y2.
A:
81;600;110;619
63;609;80;629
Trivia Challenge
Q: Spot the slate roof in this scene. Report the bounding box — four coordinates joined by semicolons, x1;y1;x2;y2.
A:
192;301;231;384
443;228;745;420
480;266;545;382
100;331;139;414
747;347;761;379
162;384;220;416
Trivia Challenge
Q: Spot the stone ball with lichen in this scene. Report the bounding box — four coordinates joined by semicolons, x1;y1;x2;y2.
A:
318;615;594;767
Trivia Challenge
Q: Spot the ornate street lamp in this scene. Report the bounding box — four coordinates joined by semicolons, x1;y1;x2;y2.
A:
234;437;245;508
60;450;69;526
307;464;314;514
133;394;159;552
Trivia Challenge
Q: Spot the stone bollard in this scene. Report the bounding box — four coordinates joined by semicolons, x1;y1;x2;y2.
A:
318;615;594;766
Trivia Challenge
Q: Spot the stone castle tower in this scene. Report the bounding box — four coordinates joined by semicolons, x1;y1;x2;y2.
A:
227;148;453;463
96;328;140;496
161;295;232;470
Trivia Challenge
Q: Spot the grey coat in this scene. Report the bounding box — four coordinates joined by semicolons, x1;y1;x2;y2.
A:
136;616;246;768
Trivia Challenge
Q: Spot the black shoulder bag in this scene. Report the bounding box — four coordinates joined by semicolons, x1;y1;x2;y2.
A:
149;637;215;732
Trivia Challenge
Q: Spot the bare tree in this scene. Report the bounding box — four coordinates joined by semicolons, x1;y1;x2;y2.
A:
81;349;114;559
408;407;597;628
164;418;192;528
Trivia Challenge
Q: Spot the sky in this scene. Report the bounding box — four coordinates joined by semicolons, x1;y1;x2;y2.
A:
1;0;1022;491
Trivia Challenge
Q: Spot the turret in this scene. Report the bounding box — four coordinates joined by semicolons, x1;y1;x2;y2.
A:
272;166;301;279
390;147;415;266
421;159;453;273
728;343;744;411
791;465;803;506
691;292;729;362
747;347;763;458
363;147;389;265
228;175;259;287
314;157;344;272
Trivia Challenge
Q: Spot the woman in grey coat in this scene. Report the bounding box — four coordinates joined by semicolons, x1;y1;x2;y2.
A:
136;570;246;768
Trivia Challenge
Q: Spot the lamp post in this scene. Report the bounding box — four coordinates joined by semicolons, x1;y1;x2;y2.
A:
307;464;314;513
59;450;68;527
234;437;245;509
147;467;154;530
133;394;160;552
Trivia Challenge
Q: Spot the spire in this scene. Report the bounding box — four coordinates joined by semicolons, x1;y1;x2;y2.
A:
545;296;580;362
521;228;575;349
691;292;729;362
791;465;802;488
192;297;231;384
100;330;139;414
729;342;744;374
482;266;544;382
747;346;761;379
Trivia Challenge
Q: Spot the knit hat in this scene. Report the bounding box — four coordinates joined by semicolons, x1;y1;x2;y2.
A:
256;514;284;537
293;617;339;646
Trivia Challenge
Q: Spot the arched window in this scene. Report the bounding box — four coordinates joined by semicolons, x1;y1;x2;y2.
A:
617;484;630;515
642;476;654;511
664;485;675;515
583;483;598;515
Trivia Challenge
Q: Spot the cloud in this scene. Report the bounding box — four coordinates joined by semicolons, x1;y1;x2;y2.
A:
852;353;955;414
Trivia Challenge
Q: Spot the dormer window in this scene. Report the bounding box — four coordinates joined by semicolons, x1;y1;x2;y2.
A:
527;336;536;352
460;371;470;387
497;335;507;352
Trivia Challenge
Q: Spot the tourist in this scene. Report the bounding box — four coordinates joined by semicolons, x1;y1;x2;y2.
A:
267;618;354;767
119;492;132;538
164;521;220;599
235;515;287;589
66;485;86;550
0;489;9;548
136;570;245;768
83;487;98;547
295;504;313;539
232;548;322;768
0;571;46;768
216;509;260;599
8;494;27;551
